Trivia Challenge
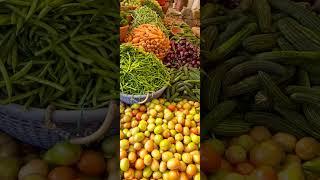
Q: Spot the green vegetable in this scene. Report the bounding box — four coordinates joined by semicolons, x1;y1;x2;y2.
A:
303;157;320;174
164;66;200;102
204;23;257;64
242;34;277;53
120;44;170;95
44;142;82;166
0;1;119;109
131;6;167;35
278;18;320;51
252;0;272;33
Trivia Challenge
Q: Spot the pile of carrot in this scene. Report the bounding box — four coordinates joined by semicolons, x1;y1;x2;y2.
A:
126;24;170;59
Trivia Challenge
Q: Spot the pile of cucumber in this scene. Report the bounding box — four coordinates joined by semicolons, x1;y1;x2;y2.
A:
201;0;320;139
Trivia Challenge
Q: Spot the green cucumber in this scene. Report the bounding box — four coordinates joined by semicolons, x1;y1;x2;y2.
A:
245;112;306;137
214;16;249;48
253;51;320;65
204;23;257;64
202;100;238;135
258;71;297;109
252;0;272;32
291;93;320;108
202;25;218;51
223;60;287;86
277;36;296;51
274;105;320;138
212;120;252;136
286;86;320;96
269;0;320;33
278;18;320;51
303;104;320;132
297;69;311;87
242;34;277;53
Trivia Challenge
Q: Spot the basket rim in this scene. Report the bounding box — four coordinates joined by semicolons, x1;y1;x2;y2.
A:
120;86;167;98
0;102;112;124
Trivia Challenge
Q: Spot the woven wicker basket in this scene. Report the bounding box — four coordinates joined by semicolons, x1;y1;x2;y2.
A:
0;101;118;149
120;87;167;105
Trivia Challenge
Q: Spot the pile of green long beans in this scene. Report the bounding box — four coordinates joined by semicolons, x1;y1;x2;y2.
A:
120;44;170;95
0;0;119;110
131;6;168;35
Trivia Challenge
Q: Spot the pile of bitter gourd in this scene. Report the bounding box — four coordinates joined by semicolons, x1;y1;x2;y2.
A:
201;0;320;140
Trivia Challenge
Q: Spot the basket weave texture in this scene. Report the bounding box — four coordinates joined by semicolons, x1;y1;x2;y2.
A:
120;86;167;105
0;104;118;149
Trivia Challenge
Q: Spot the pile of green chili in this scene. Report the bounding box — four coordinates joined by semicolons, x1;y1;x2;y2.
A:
120;44;170;95
0;0;119;110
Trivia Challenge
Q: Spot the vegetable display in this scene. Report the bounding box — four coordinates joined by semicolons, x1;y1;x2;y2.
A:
163;39;200;68
120;44;170;95
131;6;167;34
120;99;200;179
164;66;200;101
170;23;201;46
126;24;171;59
0;1;119;109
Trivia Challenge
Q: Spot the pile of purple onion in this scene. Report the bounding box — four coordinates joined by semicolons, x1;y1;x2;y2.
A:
163;39;200;68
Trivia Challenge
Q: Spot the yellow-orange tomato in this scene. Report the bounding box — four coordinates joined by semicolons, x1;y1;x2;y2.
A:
175;124;183;133
135;158;145;170
138;149;148;158
168;170;180;180
124;168;134;179
77;150;106;176
167;158;180;170
135;170;143;179
179;161;187;172
48;166;76;180
120;149;127;159
128;152;137;163
186;164;197;177
134;143;143;151
145;140;154;152
180;172;189;180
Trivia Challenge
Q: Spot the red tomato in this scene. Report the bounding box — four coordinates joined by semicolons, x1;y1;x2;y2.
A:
136;112;143;121
247;166;277;180
236;162;255;175
201;142;222;174
168;105;176;111
132;109;138;116
139;105;147;112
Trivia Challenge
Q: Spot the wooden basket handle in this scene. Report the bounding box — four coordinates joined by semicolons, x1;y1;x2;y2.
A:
70;100;117;145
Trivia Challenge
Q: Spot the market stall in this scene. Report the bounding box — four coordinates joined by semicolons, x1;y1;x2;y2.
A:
201;0;320;179
120;0;201;179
